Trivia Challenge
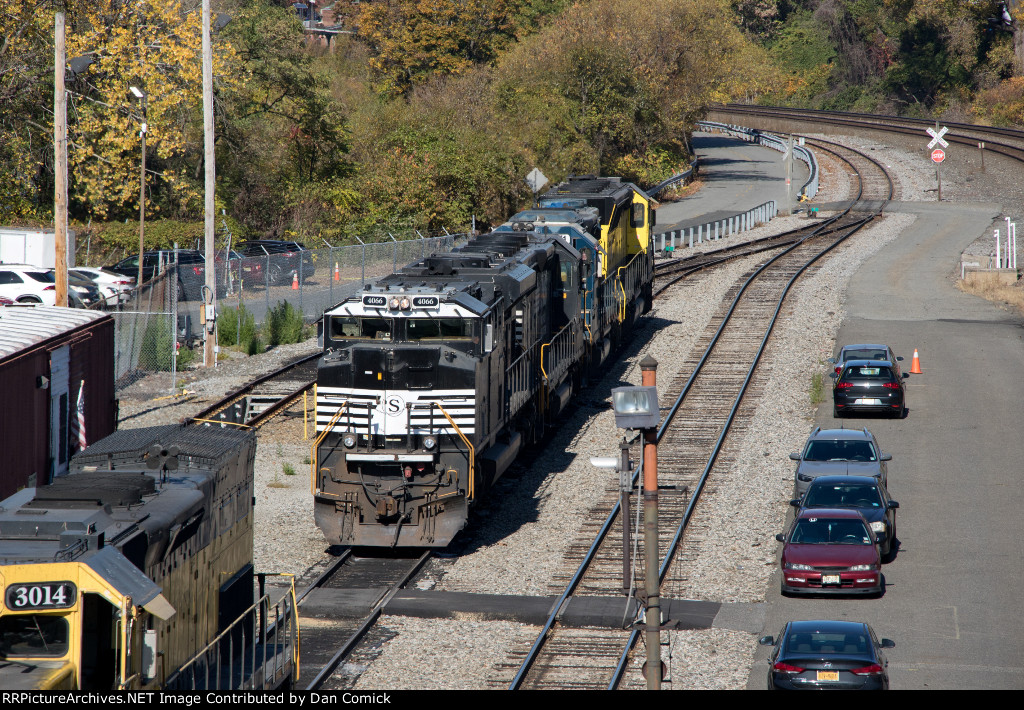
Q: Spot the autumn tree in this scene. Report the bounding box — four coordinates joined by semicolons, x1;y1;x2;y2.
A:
64;0;239;221
358;0;521;96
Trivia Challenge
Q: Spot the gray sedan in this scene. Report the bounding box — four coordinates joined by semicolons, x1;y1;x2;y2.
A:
790;427;891;497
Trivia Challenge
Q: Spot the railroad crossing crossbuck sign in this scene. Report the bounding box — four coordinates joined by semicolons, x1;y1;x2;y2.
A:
931;148;945;163
927;126;949;149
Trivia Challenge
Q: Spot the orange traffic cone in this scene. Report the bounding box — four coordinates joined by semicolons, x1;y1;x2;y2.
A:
910;349;922;374
334;262;340;281
291;272;299;290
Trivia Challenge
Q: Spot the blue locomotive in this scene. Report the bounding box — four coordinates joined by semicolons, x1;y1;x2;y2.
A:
313;176;656;547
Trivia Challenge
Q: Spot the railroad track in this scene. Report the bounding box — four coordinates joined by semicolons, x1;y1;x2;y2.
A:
715;103;1024;165
185;351;320;430
296;550;432;690
501;138;894;690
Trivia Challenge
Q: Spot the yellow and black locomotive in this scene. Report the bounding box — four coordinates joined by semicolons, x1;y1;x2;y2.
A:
0;425;297;690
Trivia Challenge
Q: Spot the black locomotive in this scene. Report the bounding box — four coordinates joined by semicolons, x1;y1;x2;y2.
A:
313;176;656;547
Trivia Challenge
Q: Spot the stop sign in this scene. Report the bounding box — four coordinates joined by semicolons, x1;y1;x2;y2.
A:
931;148;945;163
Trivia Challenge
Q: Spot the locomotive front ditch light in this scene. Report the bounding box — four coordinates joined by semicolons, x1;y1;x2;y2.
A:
342;432;357;448
422;435;438;450
610;386;660;430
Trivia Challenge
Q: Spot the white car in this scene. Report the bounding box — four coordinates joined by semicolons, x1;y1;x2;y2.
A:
0;264;58;305
70;267;136;307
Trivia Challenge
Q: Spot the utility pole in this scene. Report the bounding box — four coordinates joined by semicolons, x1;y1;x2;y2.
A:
54;3;68;307
202;0;217;367
131;86;147;290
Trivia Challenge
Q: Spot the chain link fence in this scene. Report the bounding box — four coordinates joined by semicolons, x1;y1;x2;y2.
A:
107;231;470;396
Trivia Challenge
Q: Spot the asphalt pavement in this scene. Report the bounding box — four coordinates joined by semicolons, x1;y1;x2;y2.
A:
656;131;808;232
748;201;1024;689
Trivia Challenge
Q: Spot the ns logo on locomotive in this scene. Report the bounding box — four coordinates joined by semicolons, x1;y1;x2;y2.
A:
313;176;657;547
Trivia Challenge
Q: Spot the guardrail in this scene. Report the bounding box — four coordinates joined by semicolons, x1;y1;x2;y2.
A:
654;200;778;254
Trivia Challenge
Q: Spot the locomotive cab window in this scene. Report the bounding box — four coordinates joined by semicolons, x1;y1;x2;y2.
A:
331;316;392;341
0;614;70;658
406;318;473;340
631;203;645;228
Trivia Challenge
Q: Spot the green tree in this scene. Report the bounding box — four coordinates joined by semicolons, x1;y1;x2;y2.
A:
218;0;356;239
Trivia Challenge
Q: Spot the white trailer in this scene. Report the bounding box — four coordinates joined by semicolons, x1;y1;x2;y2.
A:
0;227;75;268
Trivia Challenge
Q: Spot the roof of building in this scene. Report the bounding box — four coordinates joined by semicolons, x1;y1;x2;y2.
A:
0;304;108;360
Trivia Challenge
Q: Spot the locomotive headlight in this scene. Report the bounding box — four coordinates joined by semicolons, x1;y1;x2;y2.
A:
399;297;411;310
342;432;357;449
422;435;438;451
389;296;400;310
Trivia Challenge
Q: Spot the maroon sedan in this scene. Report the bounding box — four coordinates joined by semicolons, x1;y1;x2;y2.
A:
776;508;882;596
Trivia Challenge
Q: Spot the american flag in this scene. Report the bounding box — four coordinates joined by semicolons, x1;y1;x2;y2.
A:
71;380;87;452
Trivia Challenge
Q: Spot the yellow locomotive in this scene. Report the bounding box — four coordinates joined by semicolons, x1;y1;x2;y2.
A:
0;425;297;690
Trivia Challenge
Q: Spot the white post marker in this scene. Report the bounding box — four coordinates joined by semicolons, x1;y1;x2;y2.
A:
995;229;1001;269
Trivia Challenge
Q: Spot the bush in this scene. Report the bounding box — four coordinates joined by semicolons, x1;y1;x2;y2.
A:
218;303;257;348
266;300;307;347
137;316;176;371
176;345;197;369
246;334;265;356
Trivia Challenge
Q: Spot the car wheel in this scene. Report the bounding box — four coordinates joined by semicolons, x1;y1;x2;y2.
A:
16;296;42;304
833;403;840;418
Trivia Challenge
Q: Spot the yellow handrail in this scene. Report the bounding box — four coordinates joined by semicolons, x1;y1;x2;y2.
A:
432;402;476;501
191;417;251;428
310;402;349;495
616;265;627;322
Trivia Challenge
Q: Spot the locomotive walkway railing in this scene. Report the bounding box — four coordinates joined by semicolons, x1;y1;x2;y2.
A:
311;402;349;494
506;344;537;416
165;576;299;690
540;321;578;388
615;251;650;321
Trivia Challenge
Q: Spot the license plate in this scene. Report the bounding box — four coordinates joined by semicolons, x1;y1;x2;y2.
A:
854;398;880;404
817;671;839;682
821;574;841;585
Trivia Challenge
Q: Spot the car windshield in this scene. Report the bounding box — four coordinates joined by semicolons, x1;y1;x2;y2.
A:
804;483;883;509
790;518;873;545
0;614;70;658
785;630;869;655
842;348;887;361
804;439;877;461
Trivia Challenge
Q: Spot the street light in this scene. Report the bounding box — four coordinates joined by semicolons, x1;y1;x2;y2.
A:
130;85;147;291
